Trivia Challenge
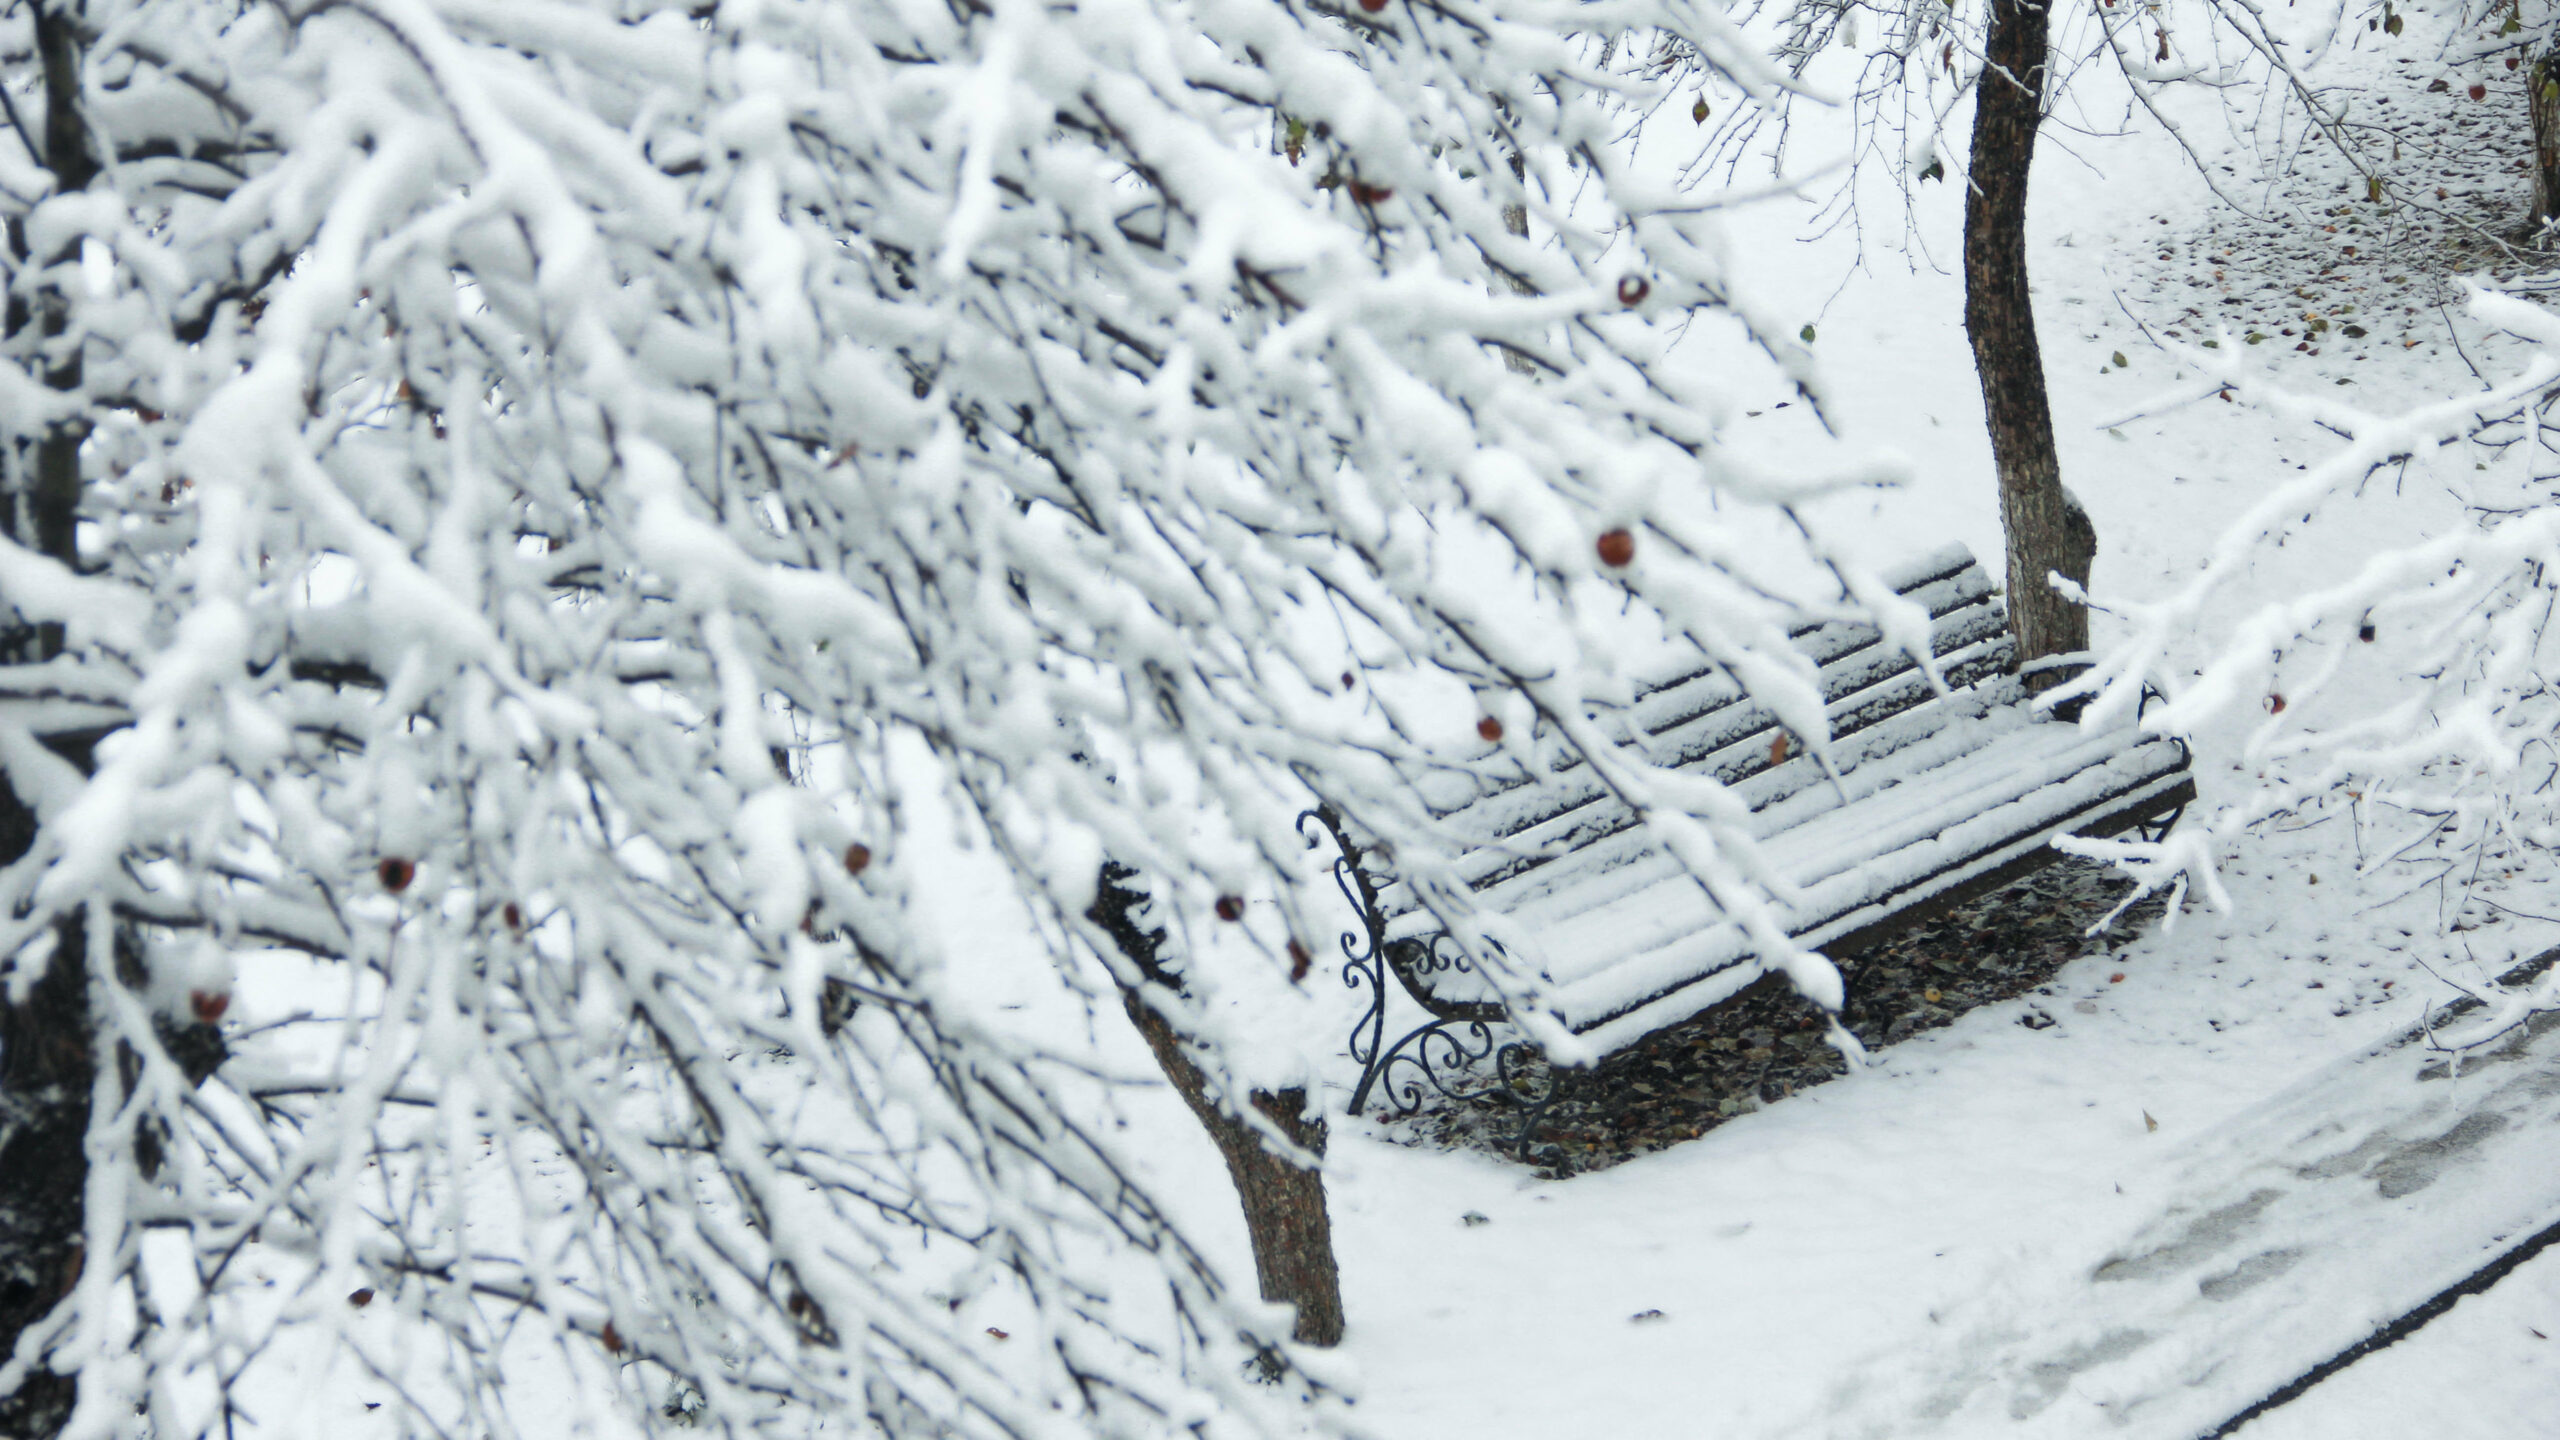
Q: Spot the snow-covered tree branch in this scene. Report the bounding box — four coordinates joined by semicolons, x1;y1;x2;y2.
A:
0;0;1910;1434
2067;286;2560;985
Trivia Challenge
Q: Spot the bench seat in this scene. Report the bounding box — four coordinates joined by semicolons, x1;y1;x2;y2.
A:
1365;544;2193;1060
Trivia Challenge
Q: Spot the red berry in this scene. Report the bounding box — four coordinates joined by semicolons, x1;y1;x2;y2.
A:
1215;895;1245;922
2470;82;2488;101
501;901;523;932
377;857;414;893
601;1321;624;1354
1617;275;1650;306
1340;671;1356;690
2266;693;2287;714
2110;972;2126;984
1287;940;1312;983
2509;56;2521;70
189;990;229;1025
844;843;872;875
1358;0;1387;11
1596;528;1635;567
1349;181;1393;205
349;1288;374;1308
1477;716;1504;743
2358;623;2376;643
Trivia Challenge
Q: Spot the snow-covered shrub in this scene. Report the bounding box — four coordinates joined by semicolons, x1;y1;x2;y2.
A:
0;0;1902;1435
2065;288;2560;1043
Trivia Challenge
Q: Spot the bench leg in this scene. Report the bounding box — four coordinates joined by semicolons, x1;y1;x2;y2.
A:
1349;1013;1501;1117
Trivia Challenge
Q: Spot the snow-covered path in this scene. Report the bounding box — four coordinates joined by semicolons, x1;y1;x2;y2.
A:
1864;975;2560;1437
1318;817;2560;1440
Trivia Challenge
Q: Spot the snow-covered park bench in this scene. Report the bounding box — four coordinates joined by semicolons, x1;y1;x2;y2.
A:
1314;544;2195;1149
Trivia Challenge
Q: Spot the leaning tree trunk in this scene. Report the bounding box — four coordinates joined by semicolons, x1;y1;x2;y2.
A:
1087;865;1346;1348
1964;0;2095;676
2532;41;2560;235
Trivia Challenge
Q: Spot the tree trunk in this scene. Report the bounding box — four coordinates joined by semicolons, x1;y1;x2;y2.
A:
0;892;86;1440
1964;0;2095;674
0;11;109;1432
2532;43;2560;235
1500;153;1537;376
1087;865;1345;1348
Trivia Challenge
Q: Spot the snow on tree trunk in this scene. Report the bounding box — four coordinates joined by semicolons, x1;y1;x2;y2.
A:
1091;863;1343;1348
1122;1014;1344;1349
0;13;131;1429
1964;0;2096;674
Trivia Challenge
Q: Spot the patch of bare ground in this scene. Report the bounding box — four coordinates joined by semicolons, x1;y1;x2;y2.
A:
1372;856;2170;1176
2119;37;2560;362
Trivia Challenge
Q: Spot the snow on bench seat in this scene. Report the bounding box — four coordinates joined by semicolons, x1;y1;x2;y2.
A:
1372;544;2193;1058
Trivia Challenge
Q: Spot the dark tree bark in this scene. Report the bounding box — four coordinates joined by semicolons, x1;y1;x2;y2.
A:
1965;0;2095;674
0;12;201;1434
1087;865;1345;1348
0;12;92;1433
0;861;85;1440
2532;43;2560;234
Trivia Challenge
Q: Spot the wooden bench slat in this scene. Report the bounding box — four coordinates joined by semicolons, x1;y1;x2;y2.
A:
1395;568;2016;905
1423;630;2021;903
1616;553;1998;740
1566;764;2195;1053
1391;693;2187;1016
1357;544;2194;1060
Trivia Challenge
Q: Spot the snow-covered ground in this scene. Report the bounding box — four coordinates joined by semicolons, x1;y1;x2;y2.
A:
236;3;2560;1436
1047;6;2560;1438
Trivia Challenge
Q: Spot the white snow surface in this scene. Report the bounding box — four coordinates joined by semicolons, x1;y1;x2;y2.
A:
1088;3;2560;1435
152;0;2560;1434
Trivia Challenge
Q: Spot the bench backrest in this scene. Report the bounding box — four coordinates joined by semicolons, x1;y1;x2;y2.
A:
1383;544;2011;916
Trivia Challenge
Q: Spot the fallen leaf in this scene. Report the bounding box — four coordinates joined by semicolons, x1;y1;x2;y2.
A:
2143;1110;2159;1132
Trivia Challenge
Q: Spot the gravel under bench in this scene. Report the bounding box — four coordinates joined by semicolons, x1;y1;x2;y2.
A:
1372;855;2174;1176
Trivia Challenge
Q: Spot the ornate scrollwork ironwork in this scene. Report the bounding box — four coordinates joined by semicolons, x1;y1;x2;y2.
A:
2134;681;2192;843
1300;807;1566;1161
